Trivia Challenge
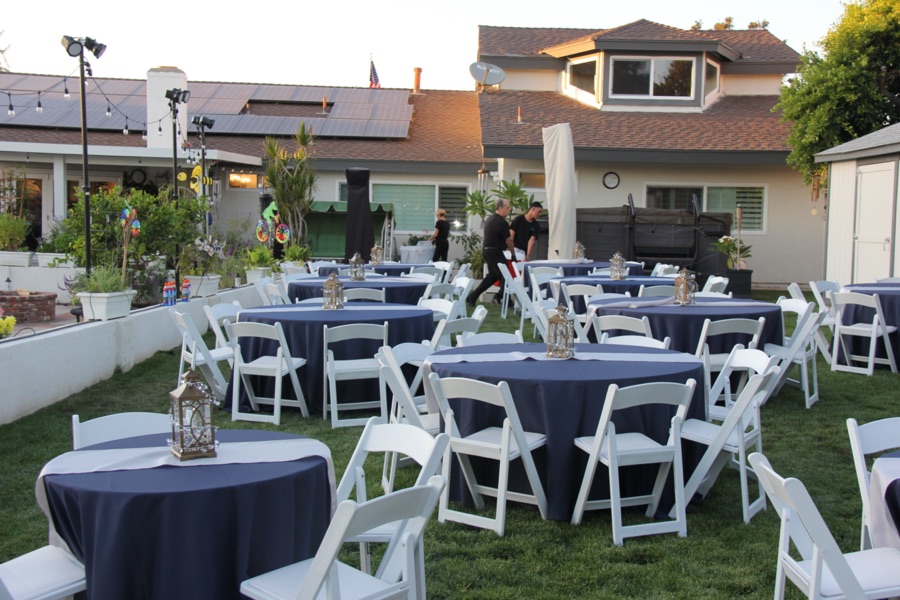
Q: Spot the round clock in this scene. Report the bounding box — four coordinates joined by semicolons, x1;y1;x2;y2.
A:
603;171;620;189
130;168;147;185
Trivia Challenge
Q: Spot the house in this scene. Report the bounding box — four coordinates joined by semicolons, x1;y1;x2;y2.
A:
0;19;820;285
815;122;900;283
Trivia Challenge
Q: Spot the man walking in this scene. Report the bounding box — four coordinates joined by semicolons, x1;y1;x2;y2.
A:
467;199;515;306
510;201;542;261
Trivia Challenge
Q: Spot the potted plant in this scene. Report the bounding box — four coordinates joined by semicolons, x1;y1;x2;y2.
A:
178;235;225;298
35;218;74;267
71;265;136;321
243;244;276;283
281;243;311;270
712;235;753;298
0;213;32;266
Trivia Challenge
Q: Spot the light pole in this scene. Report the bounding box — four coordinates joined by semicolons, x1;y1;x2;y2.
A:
61;35;105;273
165;88;189;291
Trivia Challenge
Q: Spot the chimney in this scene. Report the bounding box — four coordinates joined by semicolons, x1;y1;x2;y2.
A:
146;66;188;150
412;67;422;95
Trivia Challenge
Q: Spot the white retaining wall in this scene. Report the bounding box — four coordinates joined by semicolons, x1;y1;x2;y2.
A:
0;264;83;303
0;285;259;425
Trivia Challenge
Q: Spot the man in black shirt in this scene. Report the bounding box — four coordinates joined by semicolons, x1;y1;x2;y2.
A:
467;199;515;306
510;201;543;261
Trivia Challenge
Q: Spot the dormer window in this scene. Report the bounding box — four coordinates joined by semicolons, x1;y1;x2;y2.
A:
610;57;694;99
566;55;600;105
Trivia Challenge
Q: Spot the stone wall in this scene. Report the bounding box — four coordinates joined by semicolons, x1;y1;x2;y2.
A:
0;291;57;321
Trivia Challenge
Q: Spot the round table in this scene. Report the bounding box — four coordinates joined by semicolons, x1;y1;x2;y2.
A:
424;342;706;520
288;276;429;305
231;303;435;415
522;260;643;294
317;263;433;277
841;283;900;362
549;275;664;310
588;296;783;354
869;452;900;550
41;430;332;600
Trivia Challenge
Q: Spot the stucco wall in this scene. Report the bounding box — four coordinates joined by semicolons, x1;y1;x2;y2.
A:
720;74;784;95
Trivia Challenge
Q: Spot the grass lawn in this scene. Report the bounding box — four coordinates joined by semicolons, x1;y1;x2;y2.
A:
1;289;899;599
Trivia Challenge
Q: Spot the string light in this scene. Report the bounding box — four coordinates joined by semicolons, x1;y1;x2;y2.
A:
158;122;163;136
36;92;43;114
7;94;14;117
106;102;111;118
123;117;129;135
64;79;70;99
141;130;147;141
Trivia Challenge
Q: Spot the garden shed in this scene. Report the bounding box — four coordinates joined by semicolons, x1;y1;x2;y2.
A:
304;201;394;259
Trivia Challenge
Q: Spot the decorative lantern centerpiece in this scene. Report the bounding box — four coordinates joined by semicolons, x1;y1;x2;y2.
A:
169;369;217;461
573;241;586;260
546;305;575;359
609;251;627;280
323;272;344;309
370;242;383;265
674;267;698;306
349;252;366;281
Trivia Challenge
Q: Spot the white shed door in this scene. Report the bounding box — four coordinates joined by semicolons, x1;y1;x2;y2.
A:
854;162;896;283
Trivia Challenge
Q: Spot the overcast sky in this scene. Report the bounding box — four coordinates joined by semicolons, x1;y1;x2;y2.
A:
3;0;847;91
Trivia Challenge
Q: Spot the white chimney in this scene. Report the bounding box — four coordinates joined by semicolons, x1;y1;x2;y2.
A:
146;67;188;150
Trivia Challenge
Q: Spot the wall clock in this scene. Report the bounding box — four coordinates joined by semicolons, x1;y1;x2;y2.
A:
603;171;620;189
130;168;147;185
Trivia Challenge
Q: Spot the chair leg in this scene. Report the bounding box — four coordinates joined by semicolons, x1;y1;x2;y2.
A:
608;457;624;546
272;371;282;426
571;453;600;525
882;329;898;373
287;367;309;418
494;454;511;537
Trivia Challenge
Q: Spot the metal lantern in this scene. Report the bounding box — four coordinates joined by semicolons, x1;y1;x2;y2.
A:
323;272;344;309
546;305;575;359
169;369;217;461
609;251;627;280
573;241;586;260
370;242;383;265
349;252;366;281
674;267;698;306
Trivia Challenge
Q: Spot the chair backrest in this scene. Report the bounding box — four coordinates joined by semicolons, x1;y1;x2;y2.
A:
450;263;470;285
452;277;475;303
703;276;730;293
747;453;868;598
422;282;458;301
877;276;900;283
592;314;653;339
595;380;695;444
561;283;603;311
378;342;433;399
775;298;815;345
695;316;766;357
309;261;338;275
169;309;228;400
282;271;316;282
324;321;389;347
344;287;386;302
253;277;275;306
847;416;900;532
456;331;523;346
264;282;289;305
72;412;171;449
418;297;458;320
787;282;807;302
203;301;241;350
809;280;840;314
428;374;528;443
590;267;612;276
599;334;670;349
431;261;455;282
300;476;445;600
638;284;675;297
713;368;779;446
227;320;297;364
377;350;434;431
411;266;443;282
708;347;780;407
832;291;887;326
431;316;484;350
529;268;563;302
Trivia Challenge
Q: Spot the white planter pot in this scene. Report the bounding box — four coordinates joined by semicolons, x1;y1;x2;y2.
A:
186;274;221;298
77;290;136;321
245;268;272;284
0;251;34;267
35;252;74;267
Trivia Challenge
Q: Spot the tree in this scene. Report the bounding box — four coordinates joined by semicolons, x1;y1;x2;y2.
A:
748;20;770;30
262;123;317;246
775;0;900;183
713;17;734;31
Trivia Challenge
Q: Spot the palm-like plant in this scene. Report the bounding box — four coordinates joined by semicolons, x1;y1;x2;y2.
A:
263;123;318;246
493;179;534;214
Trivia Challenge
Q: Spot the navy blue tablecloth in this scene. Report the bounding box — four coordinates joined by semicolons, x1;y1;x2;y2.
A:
42;430;331;600
289;276;429;305
884;452;900;541
427;343;706;521
840;283;900;363
588;296;783;354
318;263;432;277
229;303;435;415
551;276;664;312
522;260;643;294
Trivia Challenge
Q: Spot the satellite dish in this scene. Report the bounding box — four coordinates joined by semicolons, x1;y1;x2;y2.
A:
469;62;506;88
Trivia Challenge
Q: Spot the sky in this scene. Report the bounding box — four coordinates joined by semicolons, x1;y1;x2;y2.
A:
3;0;848;91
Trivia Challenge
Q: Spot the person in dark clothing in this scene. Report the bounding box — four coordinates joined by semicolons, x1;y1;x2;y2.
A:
510;201;543;261
467;199;515;306
429;209;450;262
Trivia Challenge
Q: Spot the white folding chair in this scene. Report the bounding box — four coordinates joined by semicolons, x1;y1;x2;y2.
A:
695;316;766;399
809;279;840;362
203;301;242;356
264;282;290;305
452;277;475;308
228;320;309;425
590;267;611;276
0;546;86;600
591;314;654;344
787;282;807;303
323;321;389;428
336;418;449;575
430;260;455;283
254;277;275;306
450;263;470;285
748;452;900;600
169;309;229;401
430;311;486;351
498;262;520;320
72;412;171;449
831;291;898;375
422;282;457;301
418;297;457;322
571;380;695;546
764;310;825;409
705;347;779;422
428;373;548;536
703;276;730;294
456;331;523;346
599;334;670;349
240;476;446;600
561;283;603;324
638;284;675;297
377;349;439;434
675;368;780;524
308;260;338;275
847;416;900;550
410;266;443;282
528;267;564;304
344;287;386;303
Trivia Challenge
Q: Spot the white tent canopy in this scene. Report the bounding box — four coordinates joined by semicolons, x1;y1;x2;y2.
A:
542;123;577;259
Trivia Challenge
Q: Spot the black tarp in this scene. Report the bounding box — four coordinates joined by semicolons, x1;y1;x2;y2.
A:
344;168;374;261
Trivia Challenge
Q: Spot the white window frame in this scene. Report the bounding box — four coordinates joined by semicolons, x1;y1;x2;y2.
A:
566;55;601;106
643;182;768;234
704;58;720;99
609;56;696;100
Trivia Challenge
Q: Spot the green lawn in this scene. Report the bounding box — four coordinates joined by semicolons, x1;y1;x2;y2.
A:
2;291;899;599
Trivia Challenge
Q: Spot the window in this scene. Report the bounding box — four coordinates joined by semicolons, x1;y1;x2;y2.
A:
439;186;467;231
569;60;596;95
646;186;702;211
228;173;258;189
611;57;694;98
519;172;545;190
705;60;719;99
372;184;435;232
707;187;765;232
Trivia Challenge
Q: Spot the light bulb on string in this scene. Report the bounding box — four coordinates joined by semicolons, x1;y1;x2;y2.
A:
158;122;163;136
36;92;43;114
64;79;70;99
141;130;147;141
7;95;14;117
123;117;129;135
106;102;111;118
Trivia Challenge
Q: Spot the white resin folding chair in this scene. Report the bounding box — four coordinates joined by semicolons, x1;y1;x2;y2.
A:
831;291;898;375
705;347;779;422
308;260;338;275
323;321;389;428
0;546;86;600
528;267;564;304
591;314;654;344
418;297;457;322
590;267;612;276
878;276;900;283
599;334;670;349
254;277;275;306
203;301;242;356
571;380;695;546
422;282;457;301
452;277;475;307
430;309;486;351
264;282;289;305
450;263;470;285
456;331;523;346
337;418;449;576
411;266;443;281
377;350;439;434
228;321;309;425
72;412;171;449
430;260;455;283
638;284;675;297
241;476;446;600
377;342;433;415
787;281;807;303
344;287;386;303
498;262;521;320
428;373;548;536
703;276;729;294
169;309;229;401
764;310;825;409
561;283;603;324
809;279;840;362
695;316;766;397
748;452;900;600
847;416;900;550
675;368;780;524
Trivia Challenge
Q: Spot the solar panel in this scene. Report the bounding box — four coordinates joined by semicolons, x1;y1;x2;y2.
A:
233;115;282;134
93;79;144;96
213;83;258;99
198;97;249;114
202;114;241;134
364;120;409;138
371;89;410;104
328;103;373;119
330;88;372;103
186;82;223;98
291;87;335;102
319;118;369;137
251;85;296;101
371;103;414;120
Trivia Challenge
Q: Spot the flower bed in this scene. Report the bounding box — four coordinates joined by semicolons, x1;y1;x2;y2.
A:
0;291;57;322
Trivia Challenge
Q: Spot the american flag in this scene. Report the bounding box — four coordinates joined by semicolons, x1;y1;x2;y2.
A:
369;59;381;89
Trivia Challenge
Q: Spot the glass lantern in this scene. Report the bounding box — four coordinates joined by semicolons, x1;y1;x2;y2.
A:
546;305;575;359
370;242;383;265
573;241;586;260
674;267;698;305
323;272;344;309
169;369;217;461
609;251;627;280
349;252;366;281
